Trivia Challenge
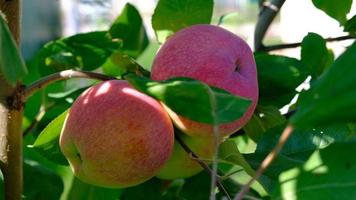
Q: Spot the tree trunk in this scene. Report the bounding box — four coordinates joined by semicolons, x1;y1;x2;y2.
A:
0;1;23;200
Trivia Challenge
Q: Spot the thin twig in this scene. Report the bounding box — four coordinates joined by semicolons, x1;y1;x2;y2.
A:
254;0;286;51
260;35;356;52
175;134;231;200
234;124;294;200
23;70;116;101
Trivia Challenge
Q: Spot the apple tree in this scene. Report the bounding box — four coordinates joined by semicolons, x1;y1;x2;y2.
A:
0;0;356;200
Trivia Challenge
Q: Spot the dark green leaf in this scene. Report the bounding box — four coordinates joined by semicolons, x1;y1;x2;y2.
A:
152;0;213;42
31;109;69;165
36;31;121;75
109;3;149;58
0;15;27;85
344;15;356;34
125;74;251;124
291;42;356;128
243;105;286;142
179;172;210;200
68;177;121;200
272;142;356;199
301;32;334;78
312;0;352;24
255;53;308;107
23;160;64;200
120;179;164;200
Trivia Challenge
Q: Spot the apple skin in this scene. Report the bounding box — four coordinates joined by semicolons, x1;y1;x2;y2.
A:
156;132;216;180
60;80;174;188
151;24;258;138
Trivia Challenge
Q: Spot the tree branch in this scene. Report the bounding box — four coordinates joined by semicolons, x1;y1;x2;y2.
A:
260;35;356;51
175;133;231;200
234;124;294;200
254;0;286;51
23;70;116;101
0;1;22;199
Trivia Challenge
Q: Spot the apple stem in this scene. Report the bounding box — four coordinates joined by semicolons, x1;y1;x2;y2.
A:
175;133;231;200
23;70;116;101
234;124;294;200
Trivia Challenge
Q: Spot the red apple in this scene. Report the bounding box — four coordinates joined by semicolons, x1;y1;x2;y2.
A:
60;80;174;188
151;24;258;138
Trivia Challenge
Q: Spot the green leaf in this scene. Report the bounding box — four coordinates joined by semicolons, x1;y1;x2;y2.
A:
36;31;122;75
291;42;356;128
31;109;69;165
219;139;256;177
0;15;27;85
272;142;356;199
245;123;356;192
312;0;352;24
120;179;164;200
219;139;269;196
179;172;211;200
102;52;150;77
344;15;356;34
301;33;334;78
125;74;251;124
255;53;308;108
152;0;213;42
243;105;286;142
23;160;64;200
67;177;121;200
109;3;149;58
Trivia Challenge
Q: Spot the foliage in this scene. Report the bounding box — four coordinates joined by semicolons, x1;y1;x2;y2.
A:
0;0;355;199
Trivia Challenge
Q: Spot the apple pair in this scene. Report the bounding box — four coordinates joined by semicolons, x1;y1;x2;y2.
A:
59;25;258;188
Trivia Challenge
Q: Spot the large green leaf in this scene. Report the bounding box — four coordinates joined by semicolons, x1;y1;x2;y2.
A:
312;0;353;24
272;142;356;199
36;31;121;75
291;42;356;128
245;123;356;192
301;33;334;78
243;105;286;142
152;0;213;42
109;3;149;58
0;15;27;85
125;74;251;125
31;109;69;165
255;53;309;108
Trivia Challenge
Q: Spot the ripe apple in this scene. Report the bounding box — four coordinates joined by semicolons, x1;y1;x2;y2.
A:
151;24;258;138
60;80;174;188
156;132;216;180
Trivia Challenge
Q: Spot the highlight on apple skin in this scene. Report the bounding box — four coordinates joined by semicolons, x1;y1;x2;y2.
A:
59;80;174;188
151;24;259;138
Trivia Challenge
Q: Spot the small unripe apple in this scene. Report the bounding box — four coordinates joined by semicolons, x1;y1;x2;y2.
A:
60;80;174;188
156;133;216;180
151;24;258;138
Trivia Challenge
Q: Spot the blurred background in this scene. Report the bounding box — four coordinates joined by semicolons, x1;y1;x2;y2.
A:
21;0;355;63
